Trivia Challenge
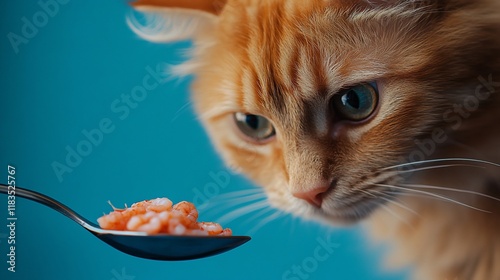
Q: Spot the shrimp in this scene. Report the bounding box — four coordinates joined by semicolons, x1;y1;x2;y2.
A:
128;198;172;212
98;197;232;236
98;202;148;230
135;216;162;234
198;222;223;235
172;201;198;225
219;228;232;237
127;211;157;231
146;198;173;212
97;211;129;230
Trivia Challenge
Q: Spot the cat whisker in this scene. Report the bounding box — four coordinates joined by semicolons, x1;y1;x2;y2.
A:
240;206;275;228
397;164;485;174
382;158;500;171
363;188;420;216
384;191;449;203
216;199;270;225
359;188;376;198
200;189;265;213
203;193;267;217
170;101;192;123
400;183;500;203
206;192;267;207
230;188;263;195
246;210;284;236
200;189;265;211
348;200;377;221
204;195;267;212
390;197;420;217
375;183;491;213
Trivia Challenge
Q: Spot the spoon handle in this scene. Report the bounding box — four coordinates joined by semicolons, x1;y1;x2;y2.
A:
0;184;99;231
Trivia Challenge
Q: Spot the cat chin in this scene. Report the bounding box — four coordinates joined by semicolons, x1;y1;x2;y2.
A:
311;213;361;226
267;186;390;226
297;208;364;227
311;196;387;226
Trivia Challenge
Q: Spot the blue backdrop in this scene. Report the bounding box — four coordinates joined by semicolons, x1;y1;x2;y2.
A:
0;1;408;279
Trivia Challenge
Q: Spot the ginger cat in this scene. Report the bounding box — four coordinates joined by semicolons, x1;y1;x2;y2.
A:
129;1;500;279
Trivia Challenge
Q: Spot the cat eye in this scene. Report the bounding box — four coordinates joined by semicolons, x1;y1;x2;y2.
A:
234;113;276;142
331;83;379;121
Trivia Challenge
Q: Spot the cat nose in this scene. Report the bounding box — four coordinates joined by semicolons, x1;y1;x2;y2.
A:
292;184;330;207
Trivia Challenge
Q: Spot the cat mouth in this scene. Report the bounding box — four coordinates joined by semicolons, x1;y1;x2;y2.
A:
317;178;403;223
320;191;391;223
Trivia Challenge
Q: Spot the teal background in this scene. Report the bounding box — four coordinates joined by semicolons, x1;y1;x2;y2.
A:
0;1;408;280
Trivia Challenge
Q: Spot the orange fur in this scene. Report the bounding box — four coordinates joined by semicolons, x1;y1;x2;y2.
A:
130;1;500;279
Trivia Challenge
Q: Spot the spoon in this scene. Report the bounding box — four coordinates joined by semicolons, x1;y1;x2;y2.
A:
0;184;250;261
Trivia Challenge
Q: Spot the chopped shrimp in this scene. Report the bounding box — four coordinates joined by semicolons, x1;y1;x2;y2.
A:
97;212;127;230
145;198;173;212
97;206;147;230
172;201;198;224
127;211;156;231
98;197;232;236
136;217;162;234
198;222;223;235
185;229;209;236
171;223;187;235
219;228;232;236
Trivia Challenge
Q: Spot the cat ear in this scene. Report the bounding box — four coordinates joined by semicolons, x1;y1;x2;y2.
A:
131;0;227;15
127;0;226;43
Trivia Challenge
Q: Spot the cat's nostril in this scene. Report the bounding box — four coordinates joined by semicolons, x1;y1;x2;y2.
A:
292;184;331;208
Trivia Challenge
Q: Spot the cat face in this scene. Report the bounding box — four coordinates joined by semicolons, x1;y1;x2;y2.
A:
131;0;498;224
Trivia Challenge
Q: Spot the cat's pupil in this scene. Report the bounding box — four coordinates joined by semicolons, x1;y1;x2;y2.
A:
234;112;276;142
342;90;361;109
246;115;259;130
331;83;378;121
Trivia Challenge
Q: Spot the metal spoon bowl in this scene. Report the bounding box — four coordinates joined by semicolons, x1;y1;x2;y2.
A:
0;184;250;260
